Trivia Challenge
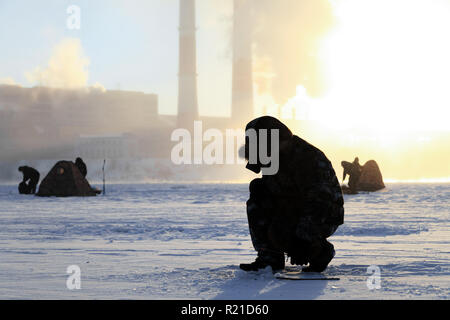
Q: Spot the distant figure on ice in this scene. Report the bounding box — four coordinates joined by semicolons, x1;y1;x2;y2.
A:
240;116;344;273
352;157;362;171
341;157;362;194
341;158;385;194
75;157;87;178
18;166;40;194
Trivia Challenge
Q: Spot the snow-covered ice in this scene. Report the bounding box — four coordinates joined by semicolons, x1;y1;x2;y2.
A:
0;183;448;299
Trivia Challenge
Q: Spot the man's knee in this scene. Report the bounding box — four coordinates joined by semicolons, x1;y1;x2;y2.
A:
322;224;338;239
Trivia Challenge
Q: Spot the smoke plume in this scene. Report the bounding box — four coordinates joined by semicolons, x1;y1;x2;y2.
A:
26;38;90;89
252;0;335;104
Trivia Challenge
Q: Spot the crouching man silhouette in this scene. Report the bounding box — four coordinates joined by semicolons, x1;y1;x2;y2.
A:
240;116;344;273
18;166;40;194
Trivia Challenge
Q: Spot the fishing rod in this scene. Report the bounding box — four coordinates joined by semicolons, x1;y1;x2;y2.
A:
102;159;106;195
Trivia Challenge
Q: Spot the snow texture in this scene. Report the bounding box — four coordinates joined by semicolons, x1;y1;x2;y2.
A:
0;183;448;299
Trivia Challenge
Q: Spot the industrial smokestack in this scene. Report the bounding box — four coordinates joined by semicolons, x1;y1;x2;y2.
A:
177;0;199;127
232;0;254;125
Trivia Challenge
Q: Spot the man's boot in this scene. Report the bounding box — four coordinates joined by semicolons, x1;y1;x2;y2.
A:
302;241;335;273
240;251;285;272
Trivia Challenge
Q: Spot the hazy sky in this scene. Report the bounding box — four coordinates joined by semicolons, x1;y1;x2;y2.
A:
1;0;450;132
0;0;234;116
1;0;449;180
0;0;337;118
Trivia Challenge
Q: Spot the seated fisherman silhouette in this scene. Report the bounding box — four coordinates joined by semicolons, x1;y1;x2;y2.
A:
341;157;363;194
240;116;344;273
75;157;87;178
18;166;40;194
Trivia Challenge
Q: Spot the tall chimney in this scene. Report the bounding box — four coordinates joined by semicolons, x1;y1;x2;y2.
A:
232;0;254;125
178;0;198;127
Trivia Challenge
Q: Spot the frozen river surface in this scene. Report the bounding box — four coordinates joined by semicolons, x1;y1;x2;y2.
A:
0;183;448;299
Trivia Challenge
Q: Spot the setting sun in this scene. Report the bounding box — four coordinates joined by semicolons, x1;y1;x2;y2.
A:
312;0;450;133
270;0;450;180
